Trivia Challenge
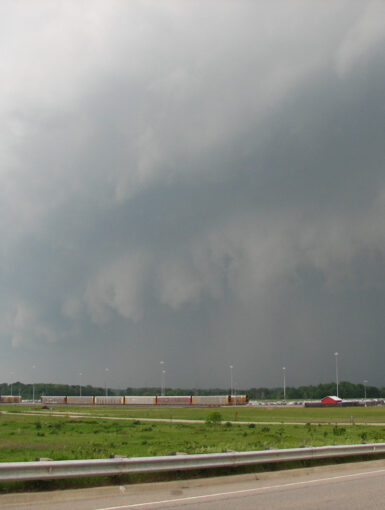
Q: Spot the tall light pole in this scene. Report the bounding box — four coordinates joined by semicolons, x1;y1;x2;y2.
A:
79;372;83;397
334;352;339;398
105;368;109;397
282;366;286;401
32;364;36;403
161;370;166;396
229;365;234;397
10;371;14;397
363;379;368;407
160;361;166;396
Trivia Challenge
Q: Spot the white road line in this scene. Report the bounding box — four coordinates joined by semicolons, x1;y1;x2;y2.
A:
94;468;385;509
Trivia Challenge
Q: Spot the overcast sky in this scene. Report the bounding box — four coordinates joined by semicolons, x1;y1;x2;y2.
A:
1;1;384;390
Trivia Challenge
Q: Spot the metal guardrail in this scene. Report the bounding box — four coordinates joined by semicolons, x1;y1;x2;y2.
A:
0;443;384;482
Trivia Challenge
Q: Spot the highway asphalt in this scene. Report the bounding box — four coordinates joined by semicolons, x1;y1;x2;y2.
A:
1;459;384;509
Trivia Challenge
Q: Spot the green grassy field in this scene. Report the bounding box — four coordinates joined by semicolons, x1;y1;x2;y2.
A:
0;406;384;463
2;403;384;423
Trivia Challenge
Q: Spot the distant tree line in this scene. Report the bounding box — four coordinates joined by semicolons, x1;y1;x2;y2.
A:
0;381;384;400
246;381;385;400
0;382;106;399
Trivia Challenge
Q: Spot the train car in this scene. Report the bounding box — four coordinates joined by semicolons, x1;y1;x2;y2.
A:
66;396;94;405
0;395;22;403
229;395;248;405
156;395;192;405
41;396;67;405
191;395;229;406
124;396;157;405
94;396;124;405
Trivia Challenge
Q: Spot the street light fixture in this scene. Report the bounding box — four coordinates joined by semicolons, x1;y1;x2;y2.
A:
334;352;339;398
282;367;286;401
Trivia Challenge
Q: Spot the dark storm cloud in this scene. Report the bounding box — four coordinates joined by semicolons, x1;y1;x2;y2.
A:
0;1;384;388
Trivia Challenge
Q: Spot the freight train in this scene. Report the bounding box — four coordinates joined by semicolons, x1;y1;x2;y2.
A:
40;394;248;406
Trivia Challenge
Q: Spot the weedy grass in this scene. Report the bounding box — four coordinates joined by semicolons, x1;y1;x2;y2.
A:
2;403;385;423
0;411;384;464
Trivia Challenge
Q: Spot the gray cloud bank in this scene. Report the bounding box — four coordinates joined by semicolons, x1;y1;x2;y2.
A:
1;1;384;389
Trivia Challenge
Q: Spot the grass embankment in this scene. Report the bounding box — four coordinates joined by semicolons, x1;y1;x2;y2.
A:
2;404;385;423
0;410;384;464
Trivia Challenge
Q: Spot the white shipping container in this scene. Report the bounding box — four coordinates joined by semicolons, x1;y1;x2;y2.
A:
94;396;124;405
156;396;191;405
41;396;66;405
191;395;228;405
66;396;94;405
124;396;156;405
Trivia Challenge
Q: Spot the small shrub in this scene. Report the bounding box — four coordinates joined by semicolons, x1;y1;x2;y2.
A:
206;411;223;425
333;426;346;436
248;423;255;429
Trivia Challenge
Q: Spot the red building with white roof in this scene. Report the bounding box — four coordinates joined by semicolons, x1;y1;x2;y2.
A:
321;396;342;405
